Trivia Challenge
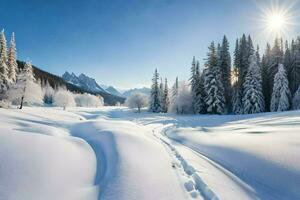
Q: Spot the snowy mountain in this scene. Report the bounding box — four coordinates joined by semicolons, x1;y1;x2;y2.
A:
62;71;106;93
105;86;123;97
122;87;151;98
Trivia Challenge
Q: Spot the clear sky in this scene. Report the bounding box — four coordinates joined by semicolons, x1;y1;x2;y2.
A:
1;0;300;89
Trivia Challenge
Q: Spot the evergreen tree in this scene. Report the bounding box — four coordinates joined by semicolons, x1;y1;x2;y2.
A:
7;32;17;83
292;86;300;110
242;54;265;114
288;44;300;96
232;39;243;114
194;64;206;114
171;77;179;114
149;69;161;113
162;78;170;113
204;42;225;114
189;56;197;113
219;35;232;111
159;77;164;110
0;29;9;97
261;43;272;111
270;64;291;112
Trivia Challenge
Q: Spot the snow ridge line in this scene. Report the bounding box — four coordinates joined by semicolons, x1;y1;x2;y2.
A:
152;127;219;200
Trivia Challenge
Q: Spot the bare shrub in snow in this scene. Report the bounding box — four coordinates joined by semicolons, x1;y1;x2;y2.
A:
126;92;148;113
169;81;193;114
75;93;103;107
53;89;76;110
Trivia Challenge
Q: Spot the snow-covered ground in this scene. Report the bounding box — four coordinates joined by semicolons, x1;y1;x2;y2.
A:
0;107;299;200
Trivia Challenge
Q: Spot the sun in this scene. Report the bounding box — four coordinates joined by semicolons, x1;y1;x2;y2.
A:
266;13;287;31
257;1;298;38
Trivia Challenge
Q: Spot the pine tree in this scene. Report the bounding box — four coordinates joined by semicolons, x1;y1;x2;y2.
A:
162;78;170;113
0;29;9;97
194;63;206;114
149;69;161;113
171;77;179;114
261;43;272;111
270;64;291;112
204;42;225;114
232;39;243;114
242;54;265;114
189;56;197;113
7;32;17;83
292;86;300;110
288;44;300;96
219;35;232;111
159;77;164;112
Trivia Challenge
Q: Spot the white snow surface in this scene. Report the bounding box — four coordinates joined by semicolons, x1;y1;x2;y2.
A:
0;106;300;200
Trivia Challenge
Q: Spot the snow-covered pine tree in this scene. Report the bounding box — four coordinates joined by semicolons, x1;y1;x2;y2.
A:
261;43;272;111
171;76;179;114
288;46;300;96
162;78;170;113
0;29;9;97
149;69;161;113
194;62;206;114
189;56;197;113
270;64;291;112
292;86;300;110
159;77;164;112
204;42;225;114
7;32;17;83
232;39;243;114
219;35;232;111
242;54;265;114
8;61;43;109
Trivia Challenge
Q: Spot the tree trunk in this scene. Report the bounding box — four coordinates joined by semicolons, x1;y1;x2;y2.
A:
138;107;141;113
19;96;24;109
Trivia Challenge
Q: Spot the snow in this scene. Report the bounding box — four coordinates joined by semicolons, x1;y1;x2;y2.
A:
1;106;300;200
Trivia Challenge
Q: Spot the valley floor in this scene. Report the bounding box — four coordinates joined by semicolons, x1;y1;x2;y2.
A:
0;107;299;200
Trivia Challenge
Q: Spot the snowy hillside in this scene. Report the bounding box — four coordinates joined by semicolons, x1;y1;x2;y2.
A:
1;107;300;200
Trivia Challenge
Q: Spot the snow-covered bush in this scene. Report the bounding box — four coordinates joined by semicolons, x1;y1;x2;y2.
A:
53;89;76;110
126;92;148;113
169;81;193;114
42;81;55;104
75;93;103;107
7;62;43;108
292;86;300;110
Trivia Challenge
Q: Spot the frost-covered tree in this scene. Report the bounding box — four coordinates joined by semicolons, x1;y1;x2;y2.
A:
42;81;55;104
169;81;193;114
126;92;148;113
270;64;291;112
190;56;197;113
161;78;170;113
8;62;43;108
159;77;164;111
75;93;103;107
149;69;161;113
292;86;300;110
0;30;9;96
242;54;265;114
171;76;179;114
204;42;225;114
53;89;76;110
7;32;17;83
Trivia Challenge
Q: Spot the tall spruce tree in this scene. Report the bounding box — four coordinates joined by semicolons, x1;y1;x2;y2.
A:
270;64;291;112
232;39;243;114
149;69;161;113
0;29;9;96
162;78;170;113
204;42;225;114
171;76;179;114
219;35;231;111
194;62;206;114
261;43;272;111
288;43;300;96
242;54;265;114
7;32;17;83
190;56;197;113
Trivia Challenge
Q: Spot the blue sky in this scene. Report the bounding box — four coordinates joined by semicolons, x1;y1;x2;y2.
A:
1;0;300;89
